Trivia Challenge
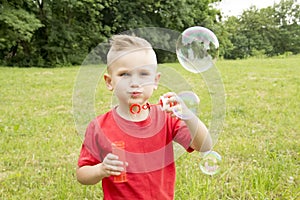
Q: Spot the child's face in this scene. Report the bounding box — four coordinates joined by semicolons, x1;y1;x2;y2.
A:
105;50;160;107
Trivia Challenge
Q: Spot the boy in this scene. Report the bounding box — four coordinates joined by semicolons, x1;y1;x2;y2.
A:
76;35;212;199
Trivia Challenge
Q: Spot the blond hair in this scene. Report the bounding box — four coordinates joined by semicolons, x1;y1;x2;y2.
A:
107;35;153;67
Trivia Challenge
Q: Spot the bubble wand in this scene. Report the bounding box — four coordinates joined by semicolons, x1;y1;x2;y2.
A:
129;95;178;115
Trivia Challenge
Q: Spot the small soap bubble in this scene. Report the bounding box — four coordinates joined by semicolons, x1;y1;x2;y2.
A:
176;26;219;73
199;151;221;175
173;91;200;120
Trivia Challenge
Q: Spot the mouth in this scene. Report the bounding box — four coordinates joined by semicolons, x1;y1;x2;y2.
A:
128;91;142;98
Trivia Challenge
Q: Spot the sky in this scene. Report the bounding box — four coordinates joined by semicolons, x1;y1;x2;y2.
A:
215;0;282;17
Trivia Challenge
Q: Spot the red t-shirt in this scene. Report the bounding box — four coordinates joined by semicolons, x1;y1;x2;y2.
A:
78;105;194;200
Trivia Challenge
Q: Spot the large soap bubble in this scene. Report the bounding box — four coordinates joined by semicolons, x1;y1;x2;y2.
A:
172;91;200;120
176;26;219;73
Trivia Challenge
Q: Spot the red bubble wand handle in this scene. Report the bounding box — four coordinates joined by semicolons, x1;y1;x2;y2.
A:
129;96;177;114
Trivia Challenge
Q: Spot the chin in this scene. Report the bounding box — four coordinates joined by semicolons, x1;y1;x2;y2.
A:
128;98;146;105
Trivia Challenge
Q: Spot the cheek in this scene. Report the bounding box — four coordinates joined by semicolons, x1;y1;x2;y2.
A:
144;85;155;96
113;78;127;88
140;76;157;87
113;80;131;94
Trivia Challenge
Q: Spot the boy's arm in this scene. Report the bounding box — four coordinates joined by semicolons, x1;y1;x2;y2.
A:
76;163;106;185
182;115;212;152
163;92;213;152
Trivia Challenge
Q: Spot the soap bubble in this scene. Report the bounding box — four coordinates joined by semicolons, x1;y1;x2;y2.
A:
176;26;219;73
199;151;222;175
173;91;200;120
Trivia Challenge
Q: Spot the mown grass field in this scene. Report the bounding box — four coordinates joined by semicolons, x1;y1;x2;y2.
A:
0;55;299;199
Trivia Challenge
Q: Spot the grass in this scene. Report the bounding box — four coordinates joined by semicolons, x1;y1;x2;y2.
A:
0;55;299;199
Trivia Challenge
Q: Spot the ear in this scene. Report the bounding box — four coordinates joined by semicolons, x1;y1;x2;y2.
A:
104;73;113;91
154;72;161;90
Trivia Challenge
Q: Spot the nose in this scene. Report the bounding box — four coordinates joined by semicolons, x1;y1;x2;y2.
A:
129;74;141;88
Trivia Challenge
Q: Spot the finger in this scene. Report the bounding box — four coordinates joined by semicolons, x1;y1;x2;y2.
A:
164;102;180;113
105;159;125;167
106;153;119;160
102;163;124;176
107;154;127;166
172;104;182;113
170;113;177;118
107;165;125;173
108;170;122;176
163;92;176;98
105;154;125;165
166;96;177;103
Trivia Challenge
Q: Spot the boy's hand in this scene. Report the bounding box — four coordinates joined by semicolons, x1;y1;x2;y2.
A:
100;153;127;177
162;92;193;119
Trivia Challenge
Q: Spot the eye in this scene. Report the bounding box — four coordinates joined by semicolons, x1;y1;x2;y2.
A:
119;72;130;77
140;71;150;76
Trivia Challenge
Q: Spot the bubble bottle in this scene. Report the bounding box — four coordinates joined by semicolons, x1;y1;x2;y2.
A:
112;141;127;183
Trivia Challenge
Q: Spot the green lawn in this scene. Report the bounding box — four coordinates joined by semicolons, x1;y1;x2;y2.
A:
1;56;299;199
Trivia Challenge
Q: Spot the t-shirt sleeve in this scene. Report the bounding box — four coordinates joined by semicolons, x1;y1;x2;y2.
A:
173;120;194;153
77;119;102;167
77;144;100;167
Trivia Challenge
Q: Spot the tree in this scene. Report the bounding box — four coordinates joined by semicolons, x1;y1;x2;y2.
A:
222;0;300;59
272;0;300;55
0;0;224;67
0;0;43;65
222;17;247;59
0;0;113;66
100;0;223;62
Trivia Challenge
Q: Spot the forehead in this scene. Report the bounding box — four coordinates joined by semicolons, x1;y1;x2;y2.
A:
108;50;157;73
